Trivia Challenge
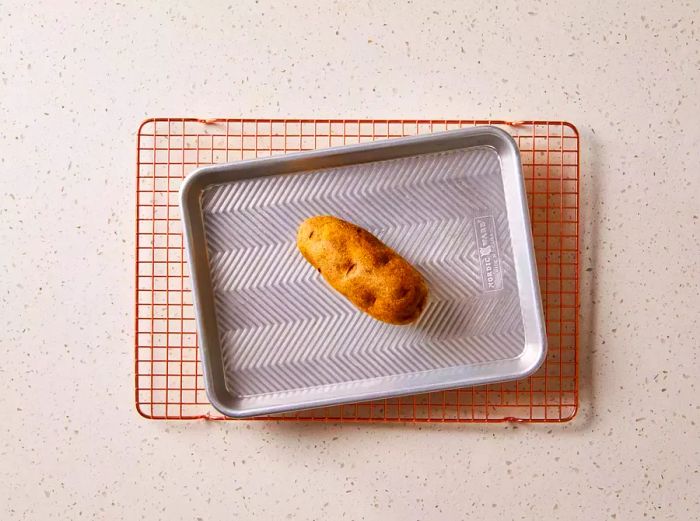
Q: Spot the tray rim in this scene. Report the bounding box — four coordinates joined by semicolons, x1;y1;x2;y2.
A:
179;126;547;418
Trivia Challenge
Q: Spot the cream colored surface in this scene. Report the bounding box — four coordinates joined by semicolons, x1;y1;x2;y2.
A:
1;1;698;519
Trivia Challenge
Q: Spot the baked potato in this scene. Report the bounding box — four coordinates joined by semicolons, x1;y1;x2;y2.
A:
297;216;428;325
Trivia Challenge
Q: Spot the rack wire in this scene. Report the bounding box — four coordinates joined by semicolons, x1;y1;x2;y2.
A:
135;118;579;422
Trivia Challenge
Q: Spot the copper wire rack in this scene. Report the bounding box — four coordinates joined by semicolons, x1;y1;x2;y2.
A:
135;118;579;422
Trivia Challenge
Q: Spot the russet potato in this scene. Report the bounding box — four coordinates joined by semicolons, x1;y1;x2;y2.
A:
297;216;428;325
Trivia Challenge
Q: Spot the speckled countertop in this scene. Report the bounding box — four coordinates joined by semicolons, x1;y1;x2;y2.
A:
1;1;699;519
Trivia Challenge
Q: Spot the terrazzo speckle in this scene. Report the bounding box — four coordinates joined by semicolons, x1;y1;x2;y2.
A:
0;0;698;519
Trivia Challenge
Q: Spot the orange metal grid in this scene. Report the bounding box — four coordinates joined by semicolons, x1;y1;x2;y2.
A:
135;118;579;422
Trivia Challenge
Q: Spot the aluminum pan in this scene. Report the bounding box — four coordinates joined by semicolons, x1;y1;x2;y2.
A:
180;127;546;418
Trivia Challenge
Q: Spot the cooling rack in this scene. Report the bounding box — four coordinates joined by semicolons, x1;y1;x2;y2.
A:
135;118;579;422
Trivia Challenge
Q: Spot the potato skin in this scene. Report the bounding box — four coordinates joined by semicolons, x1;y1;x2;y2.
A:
297;216;428;325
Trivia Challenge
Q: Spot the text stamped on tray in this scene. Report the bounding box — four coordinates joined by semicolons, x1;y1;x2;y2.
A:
474;215;503;292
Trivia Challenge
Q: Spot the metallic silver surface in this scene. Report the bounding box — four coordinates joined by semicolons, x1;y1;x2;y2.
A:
180;127;546;418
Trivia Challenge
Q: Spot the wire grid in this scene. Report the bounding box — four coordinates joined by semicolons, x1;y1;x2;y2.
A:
135;118;579;422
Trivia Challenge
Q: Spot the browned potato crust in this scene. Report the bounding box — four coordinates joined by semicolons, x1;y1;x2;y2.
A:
297;216;428;325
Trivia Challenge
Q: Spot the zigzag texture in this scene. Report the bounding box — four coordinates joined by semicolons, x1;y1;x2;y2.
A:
201;146;526;396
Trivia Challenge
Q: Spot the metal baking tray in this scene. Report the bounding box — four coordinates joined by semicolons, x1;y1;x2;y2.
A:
180;126;547;418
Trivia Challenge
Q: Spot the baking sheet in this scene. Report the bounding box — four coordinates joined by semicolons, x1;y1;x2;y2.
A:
180;127;546;417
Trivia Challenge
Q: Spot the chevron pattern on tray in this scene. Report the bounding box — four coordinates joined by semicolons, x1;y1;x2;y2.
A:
201;146;524;396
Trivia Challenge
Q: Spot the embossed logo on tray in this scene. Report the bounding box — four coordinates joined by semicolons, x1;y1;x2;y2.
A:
474;215;503;292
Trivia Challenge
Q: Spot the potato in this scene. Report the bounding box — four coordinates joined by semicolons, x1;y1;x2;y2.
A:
297;216;428;325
